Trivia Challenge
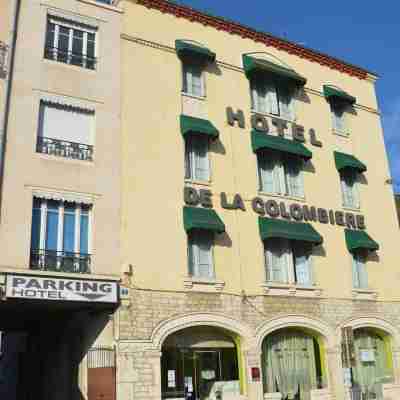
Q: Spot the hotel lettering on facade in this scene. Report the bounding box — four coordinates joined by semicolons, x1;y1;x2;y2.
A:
0;1;399;400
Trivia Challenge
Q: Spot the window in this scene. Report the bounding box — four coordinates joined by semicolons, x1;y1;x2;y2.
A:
185;135;210;181
340;169;359;209
265;238;313;286
37;100;94;161
188;230;214;279
44;17;97;70
30;198;91;273
251;79;295;121
182;62;205;97
352;252;368;289
330;103;347;134
257;151;304;197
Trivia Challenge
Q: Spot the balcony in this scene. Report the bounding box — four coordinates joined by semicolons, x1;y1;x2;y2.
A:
44;46;96;70
30;249;91;274
37;136;93;161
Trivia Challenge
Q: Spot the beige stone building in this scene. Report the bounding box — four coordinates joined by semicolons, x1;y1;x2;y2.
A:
0;1;399;400
117;1;400;400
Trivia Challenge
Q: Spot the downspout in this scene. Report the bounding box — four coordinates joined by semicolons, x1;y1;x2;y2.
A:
0;0;21;220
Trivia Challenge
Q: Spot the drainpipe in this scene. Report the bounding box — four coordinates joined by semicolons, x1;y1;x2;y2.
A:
0;0;21;221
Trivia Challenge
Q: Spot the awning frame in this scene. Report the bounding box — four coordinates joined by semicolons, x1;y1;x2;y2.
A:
175;40;216;64
183;206;225;234
334;151;367;173
180;115;219;139
323;85;356;106
345;229;379;252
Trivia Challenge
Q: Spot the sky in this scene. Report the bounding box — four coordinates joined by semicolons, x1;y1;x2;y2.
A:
173;0;400;191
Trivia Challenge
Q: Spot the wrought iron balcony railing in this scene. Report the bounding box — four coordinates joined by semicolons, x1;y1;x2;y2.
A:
30;249;91;274
44;46;96;70
37;136;94;161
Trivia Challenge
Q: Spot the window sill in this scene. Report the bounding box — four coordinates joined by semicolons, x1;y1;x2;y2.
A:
332;129;350;138
183;276;225;292
250;109;296;125
36;153;95;166
352;288;378;300
258;191;306;203
43;58;97;74
342;205;361;212
262;282;323;297
185;179;211;187
181;92;206;101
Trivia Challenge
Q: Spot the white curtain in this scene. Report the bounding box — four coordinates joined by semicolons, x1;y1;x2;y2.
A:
352;253;368;289
186;136;210;181
353;330;391;400
189;231;214;279
279;89;296;121
331;105;346;133
252;80;279;115
265;238;291;283
184;64;204;97
263;330;318;400
294;245;312;286
340;170;359;208
38;101;94;145
258;152;286;195
285;158;304;198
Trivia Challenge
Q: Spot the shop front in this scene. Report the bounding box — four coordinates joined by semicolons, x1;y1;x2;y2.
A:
0;272;119;400
161;326;243;400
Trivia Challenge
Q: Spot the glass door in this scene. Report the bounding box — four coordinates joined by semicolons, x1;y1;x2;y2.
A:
194;351;221;400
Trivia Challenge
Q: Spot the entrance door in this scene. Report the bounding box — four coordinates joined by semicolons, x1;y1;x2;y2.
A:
195;351;221;400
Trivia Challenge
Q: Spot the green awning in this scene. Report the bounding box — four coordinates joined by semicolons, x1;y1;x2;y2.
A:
175;40;216;63
242;54;307;87
259;217;323;245
345;229;379;252
180;115;219;139
183;206;225;234
334;151;367;173
323;85;356;105
251;130;312;161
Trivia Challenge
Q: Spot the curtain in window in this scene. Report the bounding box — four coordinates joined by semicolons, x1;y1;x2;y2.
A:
31;200;42;250
258;152;284;194
45;200;59;251
80;206;89;255
353;330;391;400
265;238;290;283
185;136;210;181
352;253;368;289
279;89;295;121
38;102;94;145
189;231;214;279
63;203;76;253
285;158;304;198
294;245;312;286
340;171;359;208
331;105;346;133
252;80;279;115
183;64;203;97
263;330;317;400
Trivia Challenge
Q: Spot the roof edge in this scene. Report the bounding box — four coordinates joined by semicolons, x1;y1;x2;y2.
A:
135;0;379;80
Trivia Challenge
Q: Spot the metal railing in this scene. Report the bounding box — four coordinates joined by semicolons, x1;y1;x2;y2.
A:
44;46;96;70
30;249;91;274
37;136;94;161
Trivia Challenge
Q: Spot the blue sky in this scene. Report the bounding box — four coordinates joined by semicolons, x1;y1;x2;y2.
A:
173;0;400;191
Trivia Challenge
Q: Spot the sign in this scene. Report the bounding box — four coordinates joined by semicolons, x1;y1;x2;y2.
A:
184;187;366;230
360;349;375;362
6;274;118;303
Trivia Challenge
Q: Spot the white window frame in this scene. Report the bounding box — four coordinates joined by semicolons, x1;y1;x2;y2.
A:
257;152;304;198
188;231;215;280
182;62;205;98
251;79;296;121
32;198;92;256
330;103;348;135
340;170;359;209
265;239;313;286
352;252;368;289
46;16;97;69
185;136;210;182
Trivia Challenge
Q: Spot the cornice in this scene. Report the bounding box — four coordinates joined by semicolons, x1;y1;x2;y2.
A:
136;0;376;81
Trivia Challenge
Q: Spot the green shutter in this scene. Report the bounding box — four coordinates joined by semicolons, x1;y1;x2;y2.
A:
175;40;216;63
180;115;219;139
242;54;307;87
259;217;323;245
251;131;312;161
345;229;379;252
183;207;225;234
334;151;367;173
323;85;356;105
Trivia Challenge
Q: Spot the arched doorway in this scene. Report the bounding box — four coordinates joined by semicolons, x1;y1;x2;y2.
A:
351;327;394;400
161;326;243;400
261;327;327;400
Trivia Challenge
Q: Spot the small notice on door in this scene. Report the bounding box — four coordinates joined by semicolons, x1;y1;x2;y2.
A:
201;370;216;380
168;370;176;388
185;376;193;393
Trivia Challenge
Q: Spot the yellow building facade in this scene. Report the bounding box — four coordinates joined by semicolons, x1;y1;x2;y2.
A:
117;1;400;400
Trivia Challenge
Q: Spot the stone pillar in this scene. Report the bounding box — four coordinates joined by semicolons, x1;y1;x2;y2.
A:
325;346;346;400
243;348;264;400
